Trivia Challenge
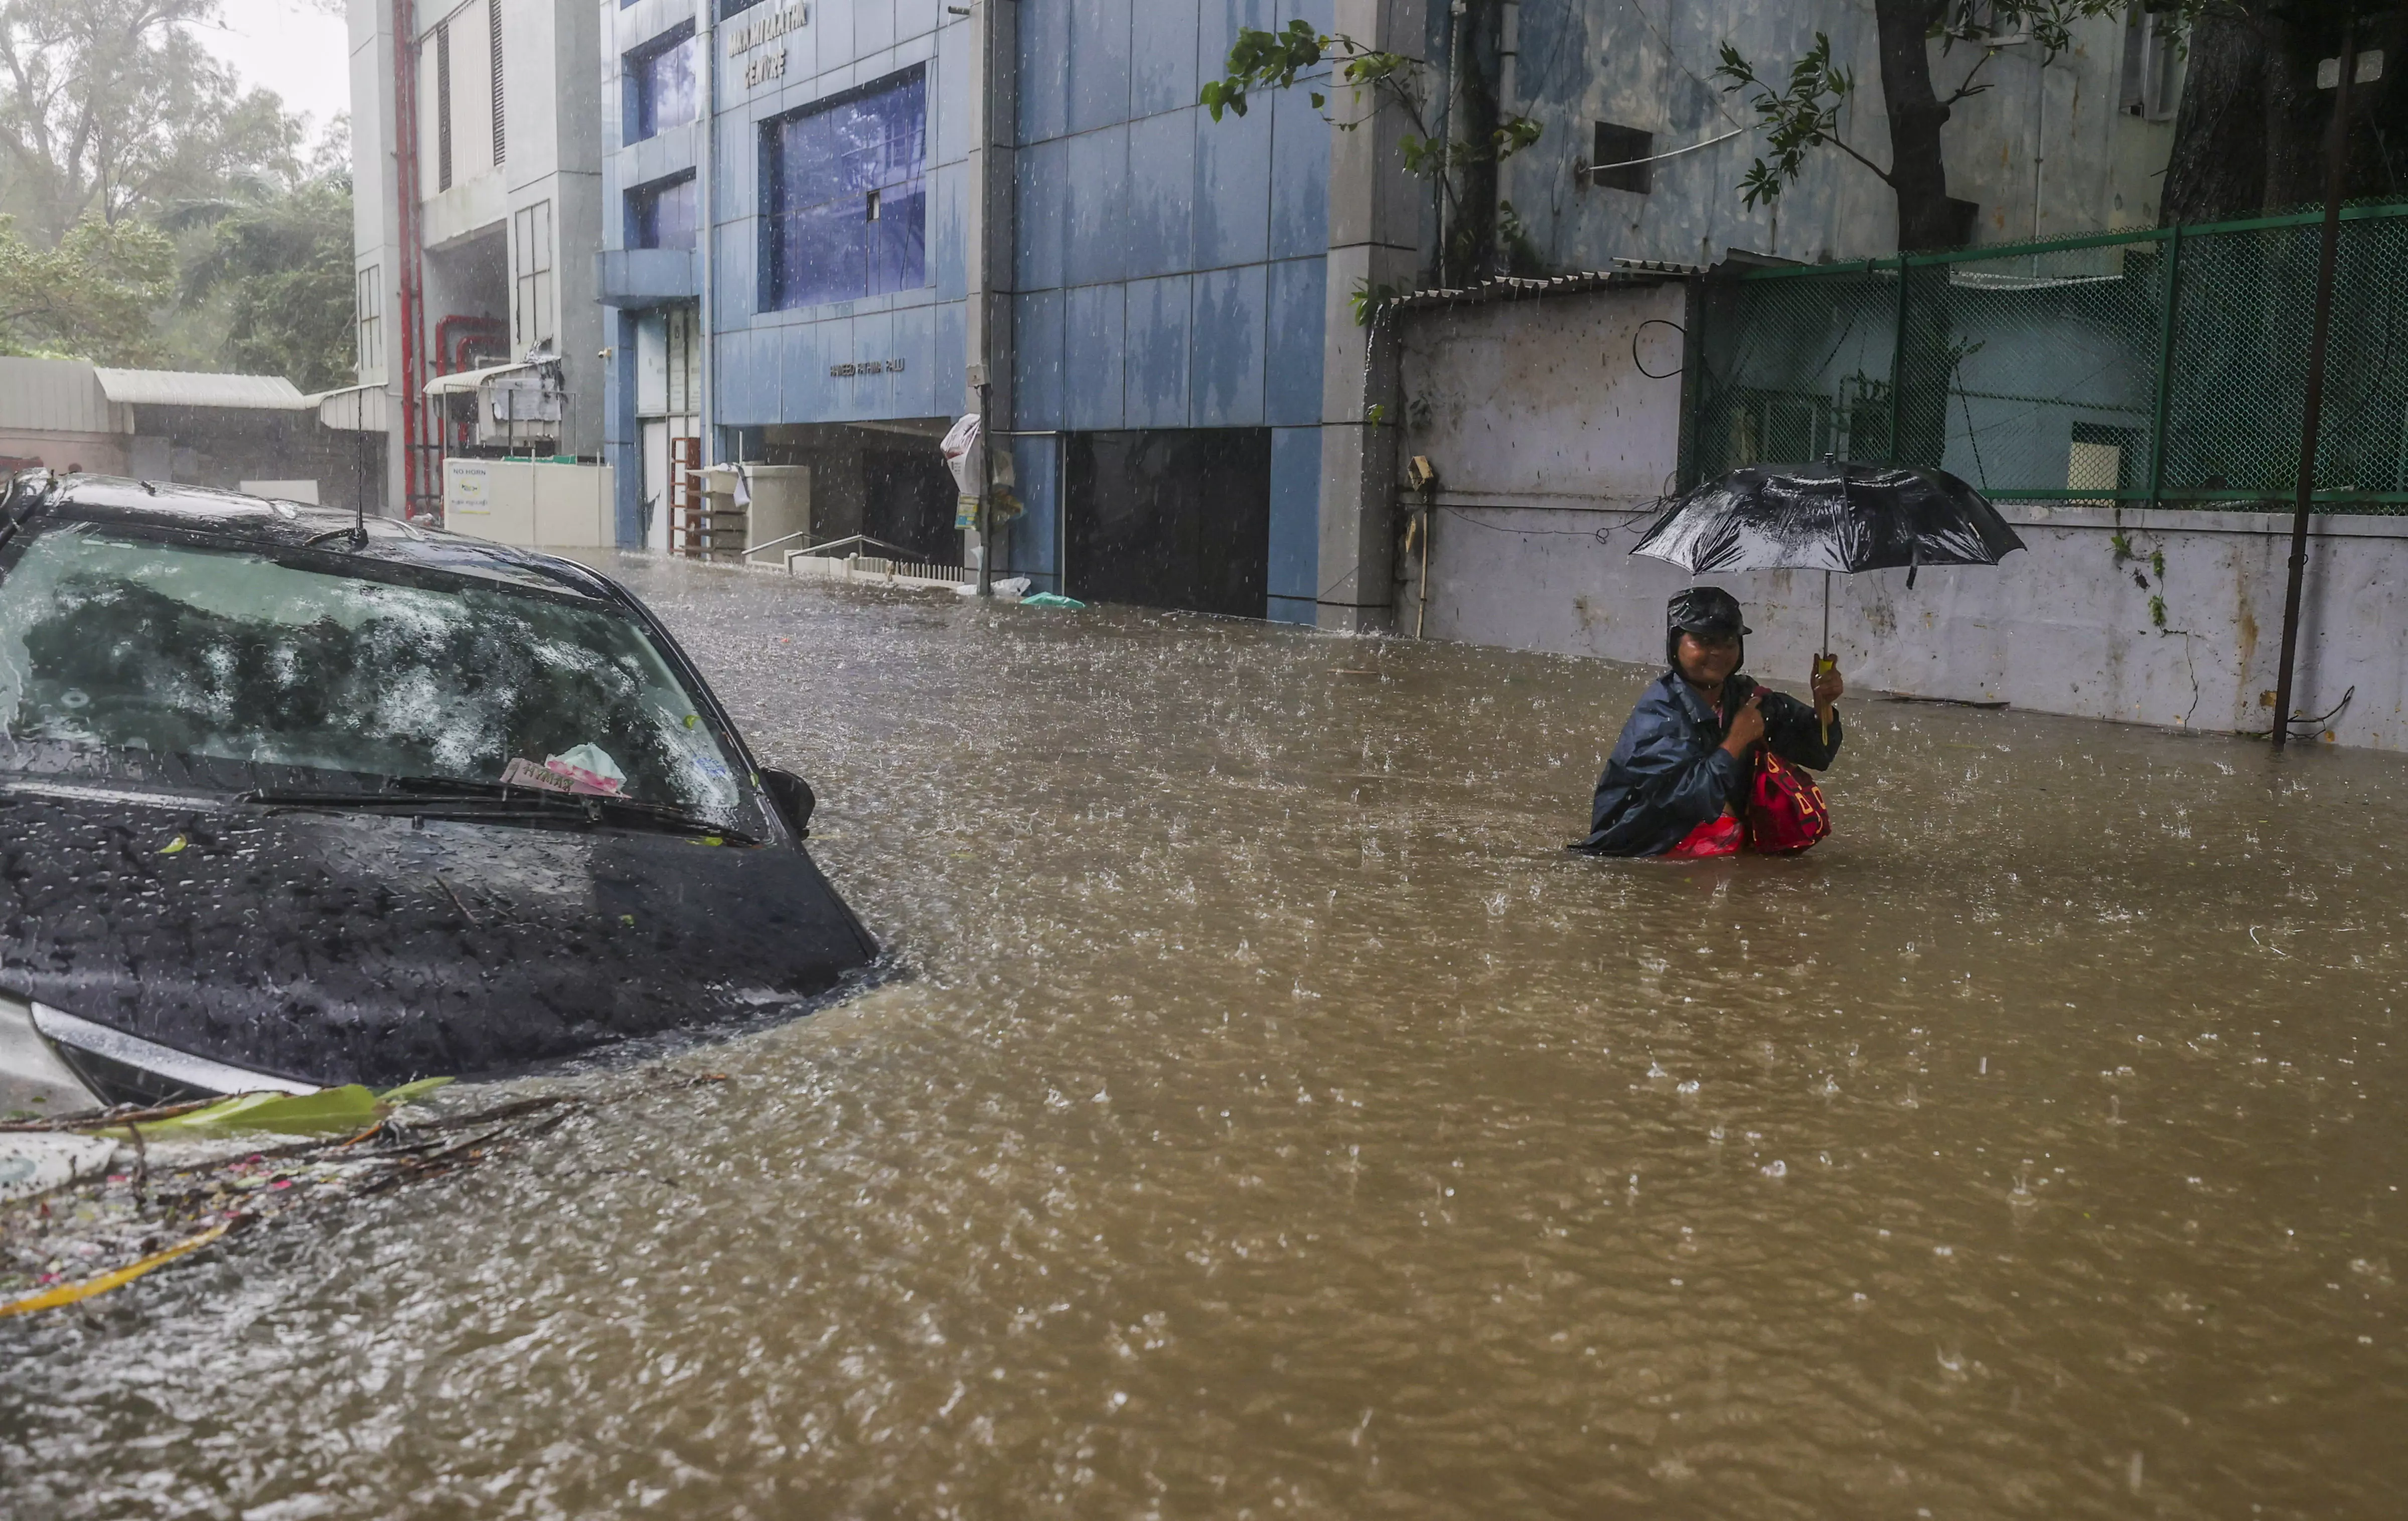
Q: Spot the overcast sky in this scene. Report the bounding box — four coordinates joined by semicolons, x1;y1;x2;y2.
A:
197;0;353;145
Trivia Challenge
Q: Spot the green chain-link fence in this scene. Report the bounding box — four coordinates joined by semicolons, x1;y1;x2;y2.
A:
1683;202;2408;513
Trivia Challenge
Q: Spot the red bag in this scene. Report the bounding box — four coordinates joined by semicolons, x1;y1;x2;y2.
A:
1664;814;1743;859
1744;751;1831;854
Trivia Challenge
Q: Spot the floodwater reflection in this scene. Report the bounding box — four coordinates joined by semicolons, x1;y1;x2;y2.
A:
5;557;2403;1519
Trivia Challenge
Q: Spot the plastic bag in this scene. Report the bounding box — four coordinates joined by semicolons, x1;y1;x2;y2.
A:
941;413;984;497
545;743;626;795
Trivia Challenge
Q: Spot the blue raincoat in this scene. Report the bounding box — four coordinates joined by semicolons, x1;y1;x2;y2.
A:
1576;670;1842;856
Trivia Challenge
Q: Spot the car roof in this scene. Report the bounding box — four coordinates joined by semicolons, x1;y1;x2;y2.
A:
4;471;620;600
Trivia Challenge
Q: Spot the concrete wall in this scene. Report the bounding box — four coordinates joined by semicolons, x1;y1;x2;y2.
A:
1399;284;2408;751
1500;2;2178;271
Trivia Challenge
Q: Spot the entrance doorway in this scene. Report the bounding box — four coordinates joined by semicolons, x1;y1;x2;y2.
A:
1065;429;1271;617
636;305;701;549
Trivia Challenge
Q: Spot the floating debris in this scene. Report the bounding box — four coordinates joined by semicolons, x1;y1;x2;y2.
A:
0;1091;581;1317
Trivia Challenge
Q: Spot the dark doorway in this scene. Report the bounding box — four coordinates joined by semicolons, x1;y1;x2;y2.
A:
1065;429;1271;616
863;447;959;562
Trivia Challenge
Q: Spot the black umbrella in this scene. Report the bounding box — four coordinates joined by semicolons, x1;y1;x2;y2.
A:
1632;459;2026;735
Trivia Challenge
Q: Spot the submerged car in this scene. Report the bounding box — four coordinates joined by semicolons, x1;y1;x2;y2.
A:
0;473;876;1115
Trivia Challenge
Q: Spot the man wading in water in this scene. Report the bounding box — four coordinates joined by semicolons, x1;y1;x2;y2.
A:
1576;588;1845;858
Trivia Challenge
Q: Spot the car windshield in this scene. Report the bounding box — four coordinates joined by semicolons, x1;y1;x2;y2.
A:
0;522;747;816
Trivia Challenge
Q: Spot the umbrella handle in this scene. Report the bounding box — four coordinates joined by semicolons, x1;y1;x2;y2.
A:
1818;571;1835;746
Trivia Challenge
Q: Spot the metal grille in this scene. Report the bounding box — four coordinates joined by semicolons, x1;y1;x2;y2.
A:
1685;203;2408;513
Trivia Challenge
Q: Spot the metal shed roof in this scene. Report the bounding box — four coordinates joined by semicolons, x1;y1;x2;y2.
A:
91;368;311;410
1388;260;1700;313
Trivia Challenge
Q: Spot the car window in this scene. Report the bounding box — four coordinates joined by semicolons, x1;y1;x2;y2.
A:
0;523;747;815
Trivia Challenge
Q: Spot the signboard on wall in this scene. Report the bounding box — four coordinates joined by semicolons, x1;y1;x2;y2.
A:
728;3;807;88
446;457;492;518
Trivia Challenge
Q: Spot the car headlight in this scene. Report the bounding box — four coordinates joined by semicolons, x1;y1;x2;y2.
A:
0;994;318;1114
0;993;101;1119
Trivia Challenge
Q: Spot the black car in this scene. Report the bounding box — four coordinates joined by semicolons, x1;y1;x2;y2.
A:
0;473;876;1115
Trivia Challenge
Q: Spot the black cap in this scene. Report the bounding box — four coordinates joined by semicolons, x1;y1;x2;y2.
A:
1668;586;1751;638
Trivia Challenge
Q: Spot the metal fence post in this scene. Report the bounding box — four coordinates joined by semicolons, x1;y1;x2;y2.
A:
2145;225;2182;510
1886;256;1909;464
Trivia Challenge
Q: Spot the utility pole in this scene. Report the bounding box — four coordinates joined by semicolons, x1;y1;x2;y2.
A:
976;378;995;598
2273;14;2361;750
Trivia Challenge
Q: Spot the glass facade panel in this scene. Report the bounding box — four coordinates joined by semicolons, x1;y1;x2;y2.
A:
625;26;697;144
762;66;927;311
628;174;698;250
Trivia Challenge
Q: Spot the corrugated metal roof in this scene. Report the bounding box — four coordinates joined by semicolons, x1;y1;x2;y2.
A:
0;357;125;436
92;368;310;409
425;361;534;397
313;382;388;432
1389;262;1697;313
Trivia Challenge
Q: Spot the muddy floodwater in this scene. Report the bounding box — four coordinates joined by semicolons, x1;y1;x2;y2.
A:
5;557;2405;1519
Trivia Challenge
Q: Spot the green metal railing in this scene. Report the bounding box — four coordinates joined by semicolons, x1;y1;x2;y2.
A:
1682;202;2408;513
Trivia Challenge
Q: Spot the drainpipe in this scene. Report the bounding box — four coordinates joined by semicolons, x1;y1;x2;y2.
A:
696;0;716;470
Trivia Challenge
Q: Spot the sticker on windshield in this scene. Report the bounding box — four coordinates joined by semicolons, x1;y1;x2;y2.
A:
498;744;628;797
500;757;575;794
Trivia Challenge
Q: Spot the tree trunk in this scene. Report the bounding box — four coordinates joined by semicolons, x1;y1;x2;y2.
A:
2163;4;2408;226
1447;0;1507;285
1872;0;1965;252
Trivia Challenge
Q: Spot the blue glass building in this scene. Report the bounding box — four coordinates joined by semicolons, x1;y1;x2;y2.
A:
598;0;1379;625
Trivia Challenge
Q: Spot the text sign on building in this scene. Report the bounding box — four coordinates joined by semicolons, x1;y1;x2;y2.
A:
728;4;807;89
831;358;905;377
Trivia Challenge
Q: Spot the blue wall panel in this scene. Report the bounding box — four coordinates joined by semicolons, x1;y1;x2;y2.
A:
1188;263;1265;427
1267;86;1329;261
1193;97;1270;269
778;321;828;423
1017;0;1070;142
1267;424;1320;622
1014;288;1068;431
1123;274;1193;428
1131;0;1200;118
1016;138;1070;291
1063;283;1126;431
1197;0;1278;90
932;159;971;301
1066;0;1131;135
855;0;896;61
1006;434;1062;591
1125;109;1197;282
1263;255;1324;427
1064;126;1131;286
933;297;967;411
1281;0;1333;31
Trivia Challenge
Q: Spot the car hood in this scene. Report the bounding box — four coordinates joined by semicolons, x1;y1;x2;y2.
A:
0;783;878;1088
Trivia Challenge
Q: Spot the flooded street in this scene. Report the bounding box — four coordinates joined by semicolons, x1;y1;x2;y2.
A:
5;556;2403;1519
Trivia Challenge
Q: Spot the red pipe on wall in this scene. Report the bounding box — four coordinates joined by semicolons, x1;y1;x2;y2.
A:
435;314;508;375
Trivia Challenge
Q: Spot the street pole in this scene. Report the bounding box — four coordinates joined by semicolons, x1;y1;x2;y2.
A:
2273;14;2358;750
976;379;995;597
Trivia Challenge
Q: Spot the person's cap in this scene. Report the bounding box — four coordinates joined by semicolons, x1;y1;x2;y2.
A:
1668;586;1750;638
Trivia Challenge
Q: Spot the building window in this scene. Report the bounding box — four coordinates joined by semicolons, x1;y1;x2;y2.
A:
513;200;555;347
356;265;382;374
435;21;453;190
628;174;698;250
1591;121;1652;194
719;0;763;17
625;24;698;145
2121;7;2180;121
489;0;505;164
761;66;927;312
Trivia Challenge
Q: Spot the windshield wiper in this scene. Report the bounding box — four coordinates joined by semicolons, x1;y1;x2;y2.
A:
237;778;757;845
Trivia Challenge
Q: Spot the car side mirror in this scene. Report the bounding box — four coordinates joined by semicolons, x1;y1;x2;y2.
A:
759;767;815;839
